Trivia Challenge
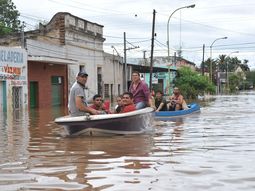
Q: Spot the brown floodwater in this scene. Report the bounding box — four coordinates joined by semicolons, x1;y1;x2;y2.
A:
1;91;255;191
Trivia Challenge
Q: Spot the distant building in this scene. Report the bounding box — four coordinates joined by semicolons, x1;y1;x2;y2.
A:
234;66;246;80
103;52;123;100
217;66;247;94
127;56;195;94
129;56;196;69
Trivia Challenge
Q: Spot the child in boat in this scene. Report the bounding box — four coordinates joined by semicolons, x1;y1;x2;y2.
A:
155;90;168;112
114;96;123;113
90;94;111;114
119;92;136;113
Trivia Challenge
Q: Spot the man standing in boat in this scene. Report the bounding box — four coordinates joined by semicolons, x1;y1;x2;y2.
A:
68;71;100;116
129;71;154;110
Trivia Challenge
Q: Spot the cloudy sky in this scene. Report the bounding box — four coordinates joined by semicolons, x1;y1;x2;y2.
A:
13;0;255;69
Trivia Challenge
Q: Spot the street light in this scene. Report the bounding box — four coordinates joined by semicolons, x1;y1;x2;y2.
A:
166;4;195;94
226;51;239;94
209;36;228;82
167;4;195;59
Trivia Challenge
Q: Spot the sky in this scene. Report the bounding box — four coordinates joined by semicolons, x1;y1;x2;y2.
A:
12;0;255;69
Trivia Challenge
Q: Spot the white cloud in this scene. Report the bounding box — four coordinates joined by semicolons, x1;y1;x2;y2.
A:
13;0;255;68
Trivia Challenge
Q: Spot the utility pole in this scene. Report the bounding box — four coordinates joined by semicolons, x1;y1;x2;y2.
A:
112;45;123;95
143;51;146;59
123;32;127;91
21;22;25;48
174;52;177;66
123;32;139;91
149;9;156;92
202;44;205;76
112;49;116;99
143;50;146;65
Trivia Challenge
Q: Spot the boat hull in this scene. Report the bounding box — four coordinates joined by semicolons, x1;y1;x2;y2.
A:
55;107;154;136
154;103;200;120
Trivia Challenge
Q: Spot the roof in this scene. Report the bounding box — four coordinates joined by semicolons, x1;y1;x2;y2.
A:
28;55;78;65
127;63;176;73
49;12;104;28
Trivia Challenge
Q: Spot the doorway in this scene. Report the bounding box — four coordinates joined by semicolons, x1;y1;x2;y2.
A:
51;76;64;106
30;81;38;108
0;81;7;112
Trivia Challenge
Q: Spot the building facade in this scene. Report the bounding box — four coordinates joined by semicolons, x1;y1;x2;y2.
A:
127;56;197;94
103;53;123;100
0;12;107;109
0;47;28;112
1;12;176;110
27;12;106;108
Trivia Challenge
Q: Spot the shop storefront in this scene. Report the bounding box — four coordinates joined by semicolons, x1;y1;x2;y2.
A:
0;47;27;112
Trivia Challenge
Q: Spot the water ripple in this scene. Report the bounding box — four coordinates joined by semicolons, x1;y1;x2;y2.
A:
1;92;255;190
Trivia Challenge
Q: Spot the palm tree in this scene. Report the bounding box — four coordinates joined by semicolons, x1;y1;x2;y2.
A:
202;58;217;73
228;57;241;72
217;54;227;72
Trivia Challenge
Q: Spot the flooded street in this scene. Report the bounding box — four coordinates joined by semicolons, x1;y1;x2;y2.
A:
1;91;255;191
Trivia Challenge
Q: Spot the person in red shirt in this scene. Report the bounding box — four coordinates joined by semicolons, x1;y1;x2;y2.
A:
90;94;111;114
120;92;136;113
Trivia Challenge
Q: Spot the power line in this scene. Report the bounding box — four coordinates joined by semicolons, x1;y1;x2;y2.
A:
104;34;149;40
47;0;136;17
26;43;104;60
185;41;255;50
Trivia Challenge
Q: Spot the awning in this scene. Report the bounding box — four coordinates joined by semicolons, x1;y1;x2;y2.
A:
0;71;15;79
28;55;78;65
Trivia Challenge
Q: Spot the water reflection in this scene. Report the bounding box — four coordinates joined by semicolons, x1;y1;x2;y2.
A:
25;133;154;190
1;92;255;190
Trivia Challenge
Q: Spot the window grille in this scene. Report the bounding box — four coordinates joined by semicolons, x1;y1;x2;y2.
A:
12;87;22;109
104;84;109;98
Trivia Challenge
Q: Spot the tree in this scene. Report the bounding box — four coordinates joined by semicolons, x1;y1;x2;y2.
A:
0;0;21;35
227;57;241;72
201;58;218;84
174;66;215;99
201;58;217;73
228;74;240;93
246;71;255;89
239;59;250;72
217;54;227;72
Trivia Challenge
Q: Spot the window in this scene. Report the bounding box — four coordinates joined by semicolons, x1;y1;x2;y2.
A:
79;65;86;72
118;84;120;95
104;84;109;98
97;67;102;95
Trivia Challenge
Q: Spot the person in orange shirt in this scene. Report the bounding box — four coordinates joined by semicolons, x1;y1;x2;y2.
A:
120;92;136;113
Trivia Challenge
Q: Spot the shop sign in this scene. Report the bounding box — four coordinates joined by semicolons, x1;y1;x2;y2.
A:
0;48;24;65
